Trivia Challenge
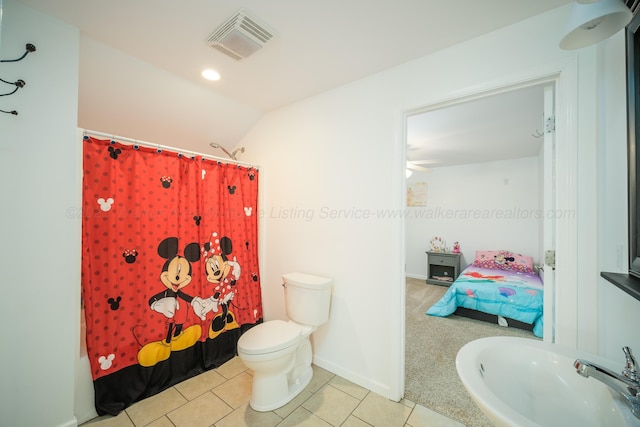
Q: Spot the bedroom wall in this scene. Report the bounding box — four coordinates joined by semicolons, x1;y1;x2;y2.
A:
0;1;80;426
405;156;541;279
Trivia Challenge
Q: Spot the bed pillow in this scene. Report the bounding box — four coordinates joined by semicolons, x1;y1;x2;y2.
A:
473;250;534;273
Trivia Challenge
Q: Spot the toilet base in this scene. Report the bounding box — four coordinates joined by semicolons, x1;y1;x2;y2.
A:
249;365;313;412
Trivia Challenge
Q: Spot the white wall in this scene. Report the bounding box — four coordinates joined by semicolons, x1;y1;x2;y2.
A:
597;31;640;360
239;4;640;399
0;1;80;426
405;157;541;278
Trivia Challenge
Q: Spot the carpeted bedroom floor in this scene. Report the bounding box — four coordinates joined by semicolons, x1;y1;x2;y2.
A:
404;277;541;427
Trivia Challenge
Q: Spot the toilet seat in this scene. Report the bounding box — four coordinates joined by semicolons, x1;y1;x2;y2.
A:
238;320;302;356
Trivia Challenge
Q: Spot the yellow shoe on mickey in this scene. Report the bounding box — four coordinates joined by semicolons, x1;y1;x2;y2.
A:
170;324;202;352
137;340;171;367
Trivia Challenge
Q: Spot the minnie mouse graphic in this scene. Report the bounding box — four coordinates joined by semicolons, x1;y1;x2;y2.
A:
200;232;241;339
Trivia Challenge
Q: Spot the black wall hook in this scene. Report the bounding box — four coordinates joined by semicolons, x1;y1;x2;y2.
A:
0;79;25;96
1;44;36;115
1;43;36;63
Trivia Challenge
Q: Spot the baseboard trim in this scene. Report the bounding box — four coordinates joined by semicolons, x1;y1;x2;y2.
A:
57;417;78;427
312;354;392;400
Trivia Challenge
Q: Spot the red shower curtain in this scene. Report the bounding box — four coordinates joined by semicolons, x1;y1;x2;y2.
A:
81;136;262;415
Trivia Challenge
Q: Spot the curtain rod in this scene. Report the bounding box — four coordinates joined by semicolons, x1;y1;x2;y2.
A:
82;129;259;169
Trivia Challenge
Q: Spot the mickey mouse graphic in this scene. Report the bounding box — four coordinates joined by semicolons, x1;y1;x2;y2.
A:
137;237;206;367
199;232;241;339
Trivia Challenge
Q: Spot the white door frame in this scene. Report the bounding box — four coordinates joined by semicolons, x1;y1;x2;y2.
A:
391;58;579;401
543;83;557;342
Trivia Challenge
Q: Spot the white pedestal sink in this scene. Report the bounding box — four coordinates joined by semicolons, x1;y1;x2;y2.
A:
456;337;640;427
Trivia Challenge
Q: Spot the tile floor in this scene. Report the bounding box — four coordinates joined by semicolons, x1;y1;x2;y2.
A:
81;356;466;427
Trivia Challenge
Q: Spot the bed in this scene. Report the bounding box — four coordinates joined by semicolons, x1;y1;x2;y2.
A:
426;250;544;337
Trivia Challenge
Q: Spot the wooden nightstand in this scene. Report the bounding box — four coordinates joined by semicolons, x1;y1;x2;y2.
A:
426;251;461;286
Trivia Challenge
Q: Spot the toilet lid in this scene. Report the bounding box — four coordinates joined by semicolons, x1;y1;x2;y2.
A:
238;320;302;355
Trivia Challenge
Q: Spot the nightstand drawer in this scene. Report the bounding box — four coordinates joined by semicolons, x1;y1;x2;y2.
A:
429;255;457;267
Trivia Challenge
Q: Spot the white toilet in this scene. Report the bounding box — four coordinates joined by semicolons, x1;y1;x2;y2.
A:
237;272;333;411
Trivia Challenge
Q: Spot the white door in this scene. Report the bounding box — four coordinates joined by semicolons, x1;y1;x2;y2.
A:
542;84;556;342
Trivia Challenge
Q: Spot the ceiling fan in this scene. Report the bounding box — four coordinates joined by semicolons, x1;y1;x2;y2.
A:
406;159;431;173
406;140;433;173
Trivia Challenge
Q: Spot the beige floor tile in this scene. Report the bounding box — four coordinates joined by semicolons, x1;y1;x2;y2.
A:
81;355;466;427
276;406;332;427
216;356;249;379
144;416;175;427
302;384;361;426
80;411;134;427
352;393;412;427
341;415;373;427
306;365;335;393
328;376;369;400
215;402;283;427
406;404;466;427
174;368;228;401
273;389;313;418
212;371;253;408
400;398;416;408
166;391;232;427
125;387;188;426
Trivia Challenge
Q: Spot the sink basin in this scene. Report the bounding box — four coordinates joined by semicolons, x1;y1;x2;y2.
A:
456;337;639;427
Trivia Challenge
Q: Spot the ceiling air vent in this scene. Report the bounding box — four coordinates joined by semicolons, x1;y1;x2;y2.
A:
205;9;276;61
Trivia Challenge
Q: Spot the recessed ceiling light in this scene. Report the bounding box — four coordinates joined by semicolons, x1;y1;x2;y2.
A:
202;69;220;81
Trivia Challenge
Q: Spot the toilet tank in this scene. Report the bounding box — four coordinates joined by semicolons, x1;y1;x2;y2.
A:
283;272;332;326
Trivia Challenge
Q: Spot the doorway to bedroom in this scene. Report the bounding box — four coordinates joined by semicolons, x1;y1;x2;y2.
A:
402;81;556;426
